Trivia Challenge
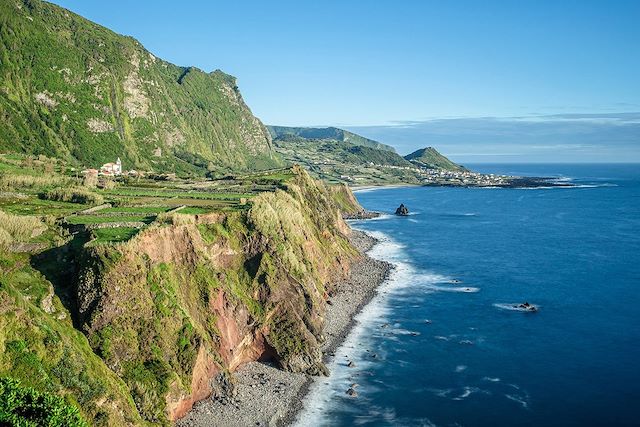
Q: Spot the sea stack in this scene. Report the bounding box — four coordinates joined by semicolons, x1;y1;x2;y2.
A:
395;204;409;216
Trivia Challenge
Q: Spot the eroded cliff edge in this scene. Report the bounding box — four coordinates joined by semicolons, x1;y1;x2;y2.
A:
69;167;362;424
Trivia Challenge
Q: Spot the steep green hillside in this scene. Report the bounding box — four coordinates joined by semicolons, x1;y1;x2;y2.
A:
0;0;282;176
272;133;421;185
0;155;364;425
268;126;397;152
405;147;466;171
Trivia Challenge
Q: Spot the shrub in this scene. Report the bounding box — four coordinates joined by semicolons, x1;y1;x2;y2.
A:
156;212;195;226
0;173;70;190
82;173;97;188
40;188;104;205
98;179;116;190
0;211;46;247
0;377;88;427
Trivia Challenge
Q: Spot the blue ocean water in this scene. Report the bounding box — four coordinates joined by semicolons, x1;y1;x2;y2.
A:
297;164;640;427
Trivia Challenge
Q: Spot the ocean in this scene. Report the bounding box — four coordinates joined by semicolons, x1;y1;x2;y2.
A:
296;164;640;427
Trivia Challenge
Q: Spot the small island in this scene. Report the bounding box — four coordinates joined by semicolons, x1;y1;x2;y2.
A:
395;204;410;216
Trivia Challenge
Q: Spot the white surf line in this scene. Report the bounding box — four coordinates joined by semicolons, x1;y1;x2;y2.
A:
294;229;421;426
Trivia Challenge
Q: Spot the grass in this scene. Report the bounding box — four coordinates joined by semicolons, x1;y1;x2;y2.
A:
177;207;210;215
90;227;140;244
67;215;154;225
41;188;104;205
103;187;254;201
0;173;71;190
0;210;46;247
0;198;82;216
100;206;171;214
0;163;358;425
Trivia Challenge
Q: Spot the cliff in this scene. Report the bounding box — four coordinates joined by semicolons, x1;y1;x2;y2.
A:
42;167;359;424
0;0;282;175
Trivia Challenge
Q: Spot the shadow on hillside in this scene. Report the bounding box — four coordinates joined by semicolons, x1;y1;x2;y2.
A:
31;232;90;330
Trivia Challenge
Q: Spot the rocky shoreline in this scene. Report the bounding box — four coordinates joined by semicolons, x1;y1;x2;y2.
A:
177;230;392;427
341;210;382;220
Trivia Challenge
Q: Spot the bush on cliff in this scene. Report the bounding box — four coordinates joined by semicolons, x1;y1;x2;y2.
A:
0;377;87;427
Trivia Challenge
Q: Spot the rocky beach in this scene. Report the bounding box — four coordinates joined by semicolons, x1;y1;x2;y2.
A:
178;229;392;427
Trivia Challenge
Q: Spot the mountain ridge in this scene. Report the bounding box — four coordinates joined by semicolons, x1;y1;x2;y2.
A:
0;0;282;175
270;124;467;184
268;125;397;153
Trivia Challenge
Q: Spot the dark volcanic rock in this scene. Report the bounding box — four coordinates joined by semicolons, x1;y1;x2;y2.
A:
515;302;538;312
342;210;381;220
395;204;409;216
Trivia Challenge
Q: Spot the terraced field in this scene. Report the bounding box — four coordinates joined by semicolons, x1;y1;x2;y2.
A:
0;154;295;246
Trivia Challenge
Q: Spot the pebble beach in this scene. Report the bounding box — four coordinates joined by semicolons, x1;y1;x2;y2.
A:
178;229;392;427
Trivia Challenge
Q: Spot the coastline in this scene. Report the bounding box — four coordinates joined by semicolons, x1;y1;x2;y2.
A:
350;183;418;193
178;229;392;427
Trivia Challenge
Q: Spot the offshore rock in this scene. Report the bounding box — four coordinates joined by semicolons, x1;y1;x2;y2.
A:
395;204;409;216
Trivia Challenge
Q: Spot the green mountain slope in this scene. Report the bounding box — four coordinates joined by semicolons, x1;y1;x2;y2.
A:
271;129;422;185
405;147;466;171
0;0;282;175
268;126;397;152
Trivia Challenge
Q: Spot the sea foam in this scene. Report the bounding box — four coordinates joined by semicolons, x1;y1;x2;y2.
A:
294;229;428;426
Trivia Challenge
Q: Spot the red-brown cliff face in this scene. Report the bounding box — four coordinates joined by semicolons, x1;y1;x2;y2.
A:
75;167;362;423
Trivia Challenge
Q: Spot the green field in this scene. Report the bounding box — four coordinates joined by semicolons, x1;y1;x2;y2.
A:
102;187;254;200
66;215;155;225
177;207;211;215
0;197;81;216
90;227;140;244
100;206;172;214
0;154;297;246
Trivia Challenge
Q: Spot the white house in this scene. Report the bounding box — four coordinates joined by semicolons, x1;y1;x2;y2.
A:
100;157;122;176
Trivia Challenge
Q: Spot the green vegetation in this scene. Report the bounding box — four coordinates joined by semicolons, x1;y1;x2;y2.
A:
178;207;210;215
268;125;396;152
328;184;363;214
273;133;421;185
0;157;362;425
0;0;282;176
404;147;466;171
0;198;80;216
90;227;139;244
0;250;143;425
101;206;171;214
67;215;153;225
103;187;253;201
271;126;469;184
0;0;384;423
0;377;87;427
41;188;104;205
0;210;46;248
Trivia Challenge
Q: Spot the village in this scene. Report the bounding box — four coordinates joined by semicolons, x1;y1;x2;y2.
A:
81;157;138;178
365;162;512;187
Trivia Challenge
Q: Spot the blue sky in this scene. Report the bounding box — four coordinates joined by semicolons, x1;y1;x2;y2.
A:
50;0;640;162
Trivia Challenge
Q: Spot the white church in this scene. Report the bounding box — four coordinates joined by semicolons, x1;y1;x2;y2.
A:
100;157;122;176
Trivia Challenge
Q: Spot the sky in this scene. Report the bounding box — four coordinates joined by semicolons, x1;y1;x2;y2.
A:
49;0;640;162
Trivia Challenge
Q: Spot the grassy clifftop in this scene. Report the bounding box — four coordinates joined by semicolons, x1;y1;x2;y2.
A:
0;163;362;425
0;0;282;175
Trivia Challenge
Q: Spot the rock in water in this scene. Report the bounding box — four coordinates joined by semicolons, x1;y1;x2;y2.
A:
395;203;409;216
